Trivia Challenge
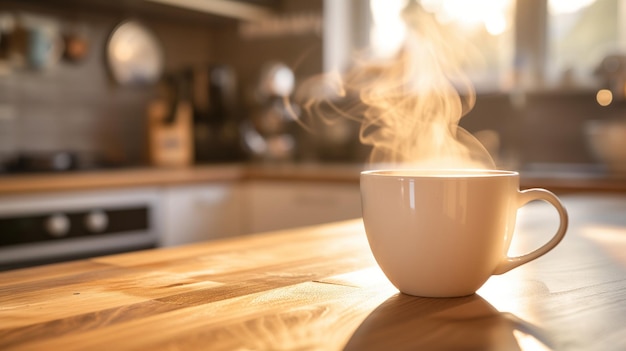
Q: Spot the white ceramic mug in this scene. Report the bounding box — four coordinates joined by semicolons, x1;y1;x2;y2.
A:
360;169;568;297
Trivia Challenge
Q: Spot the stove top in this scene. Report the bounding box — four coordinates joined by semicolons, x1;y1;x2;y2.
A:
0;152;125;174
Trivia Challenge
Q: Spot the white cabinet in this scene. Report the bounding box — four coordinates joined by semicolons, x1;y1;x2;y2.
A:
160;180;362;246
161;183;243;247
244;181;361;234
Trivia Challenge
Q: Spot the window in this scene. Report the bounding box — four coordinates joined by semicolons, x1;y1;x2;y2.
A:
547;0;620;88
368;0;624;92
369;0;516;92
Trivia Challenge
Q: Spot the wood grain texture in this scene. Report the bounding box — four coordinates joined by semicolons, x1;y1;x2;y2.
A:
1;195;625;350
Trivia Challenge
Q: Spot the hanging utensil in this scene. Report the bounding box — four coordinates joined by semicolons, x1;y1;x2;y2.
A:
62;24;89;63
106;20;163;85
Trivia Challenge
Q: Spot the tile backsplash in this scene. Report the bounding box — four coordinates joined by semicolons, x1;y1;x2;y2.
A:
0;1;215;166
1;0;623;171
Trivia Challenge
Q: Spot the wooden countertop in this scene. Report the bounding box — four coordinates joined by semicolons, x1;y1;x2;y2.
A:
1;194;625;350
0;163;365;195
1;162;625;196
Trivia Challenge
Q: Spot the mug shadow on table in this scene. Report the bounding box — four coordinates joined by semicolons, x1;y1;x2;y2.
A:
344;293;553;351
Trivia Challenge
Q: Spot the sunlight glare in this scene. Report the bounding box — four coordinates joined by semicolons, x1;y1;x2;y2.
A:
485;13;507;35
370;0;407;57
596;89;613;106
414;0;511;35
549;0;596;14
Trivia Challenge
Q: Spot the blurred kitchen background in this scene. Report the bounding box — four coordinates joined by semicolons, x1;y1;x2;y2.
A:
0;0;625;171
1;0;626;270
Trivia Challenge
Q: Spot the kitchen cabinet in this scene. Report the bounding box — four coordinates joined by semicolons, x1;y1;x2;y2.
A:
160;183;243;247
0;165;364;255
244;180;361;234
160;180;361;246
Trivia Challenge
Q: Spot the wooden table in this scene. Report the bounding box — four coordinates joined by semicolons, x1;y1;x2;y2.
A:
1;194;625;350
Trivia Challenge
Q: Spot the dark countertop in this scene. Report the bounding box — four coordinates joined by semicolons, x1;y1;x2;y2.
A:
519;162;626;193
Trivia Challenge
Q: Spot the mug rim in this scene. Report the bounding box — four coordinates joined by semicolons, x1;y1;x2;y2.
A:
361;168;519;178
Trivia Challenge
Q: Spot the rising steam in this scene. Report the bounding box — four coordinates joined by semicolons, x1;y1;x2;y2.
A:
298;0;495;169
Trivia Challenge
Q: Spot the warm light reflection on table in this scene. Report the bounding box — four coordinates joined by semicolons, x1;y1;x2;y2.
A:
347;194;626;350
0;195;624;350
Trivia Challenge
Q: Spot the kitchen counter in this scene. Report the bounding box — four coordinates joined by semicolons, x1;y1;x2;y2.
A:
0;165;247;195
1;162;625;195
1;194;625;350
520;163;626;194
0;163;364;195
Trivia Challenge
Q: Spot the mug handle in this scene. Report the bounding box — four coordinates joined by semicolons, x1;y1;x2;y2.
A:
493;188;568;275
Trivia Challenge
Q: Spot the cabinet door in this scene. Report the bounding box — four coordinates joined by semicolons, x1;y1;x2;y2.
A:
245;181;361;234
161;183;242;247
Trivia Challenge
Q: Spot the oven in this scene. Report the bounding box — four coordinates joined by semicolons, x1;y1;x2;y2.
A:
0;187;162;271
